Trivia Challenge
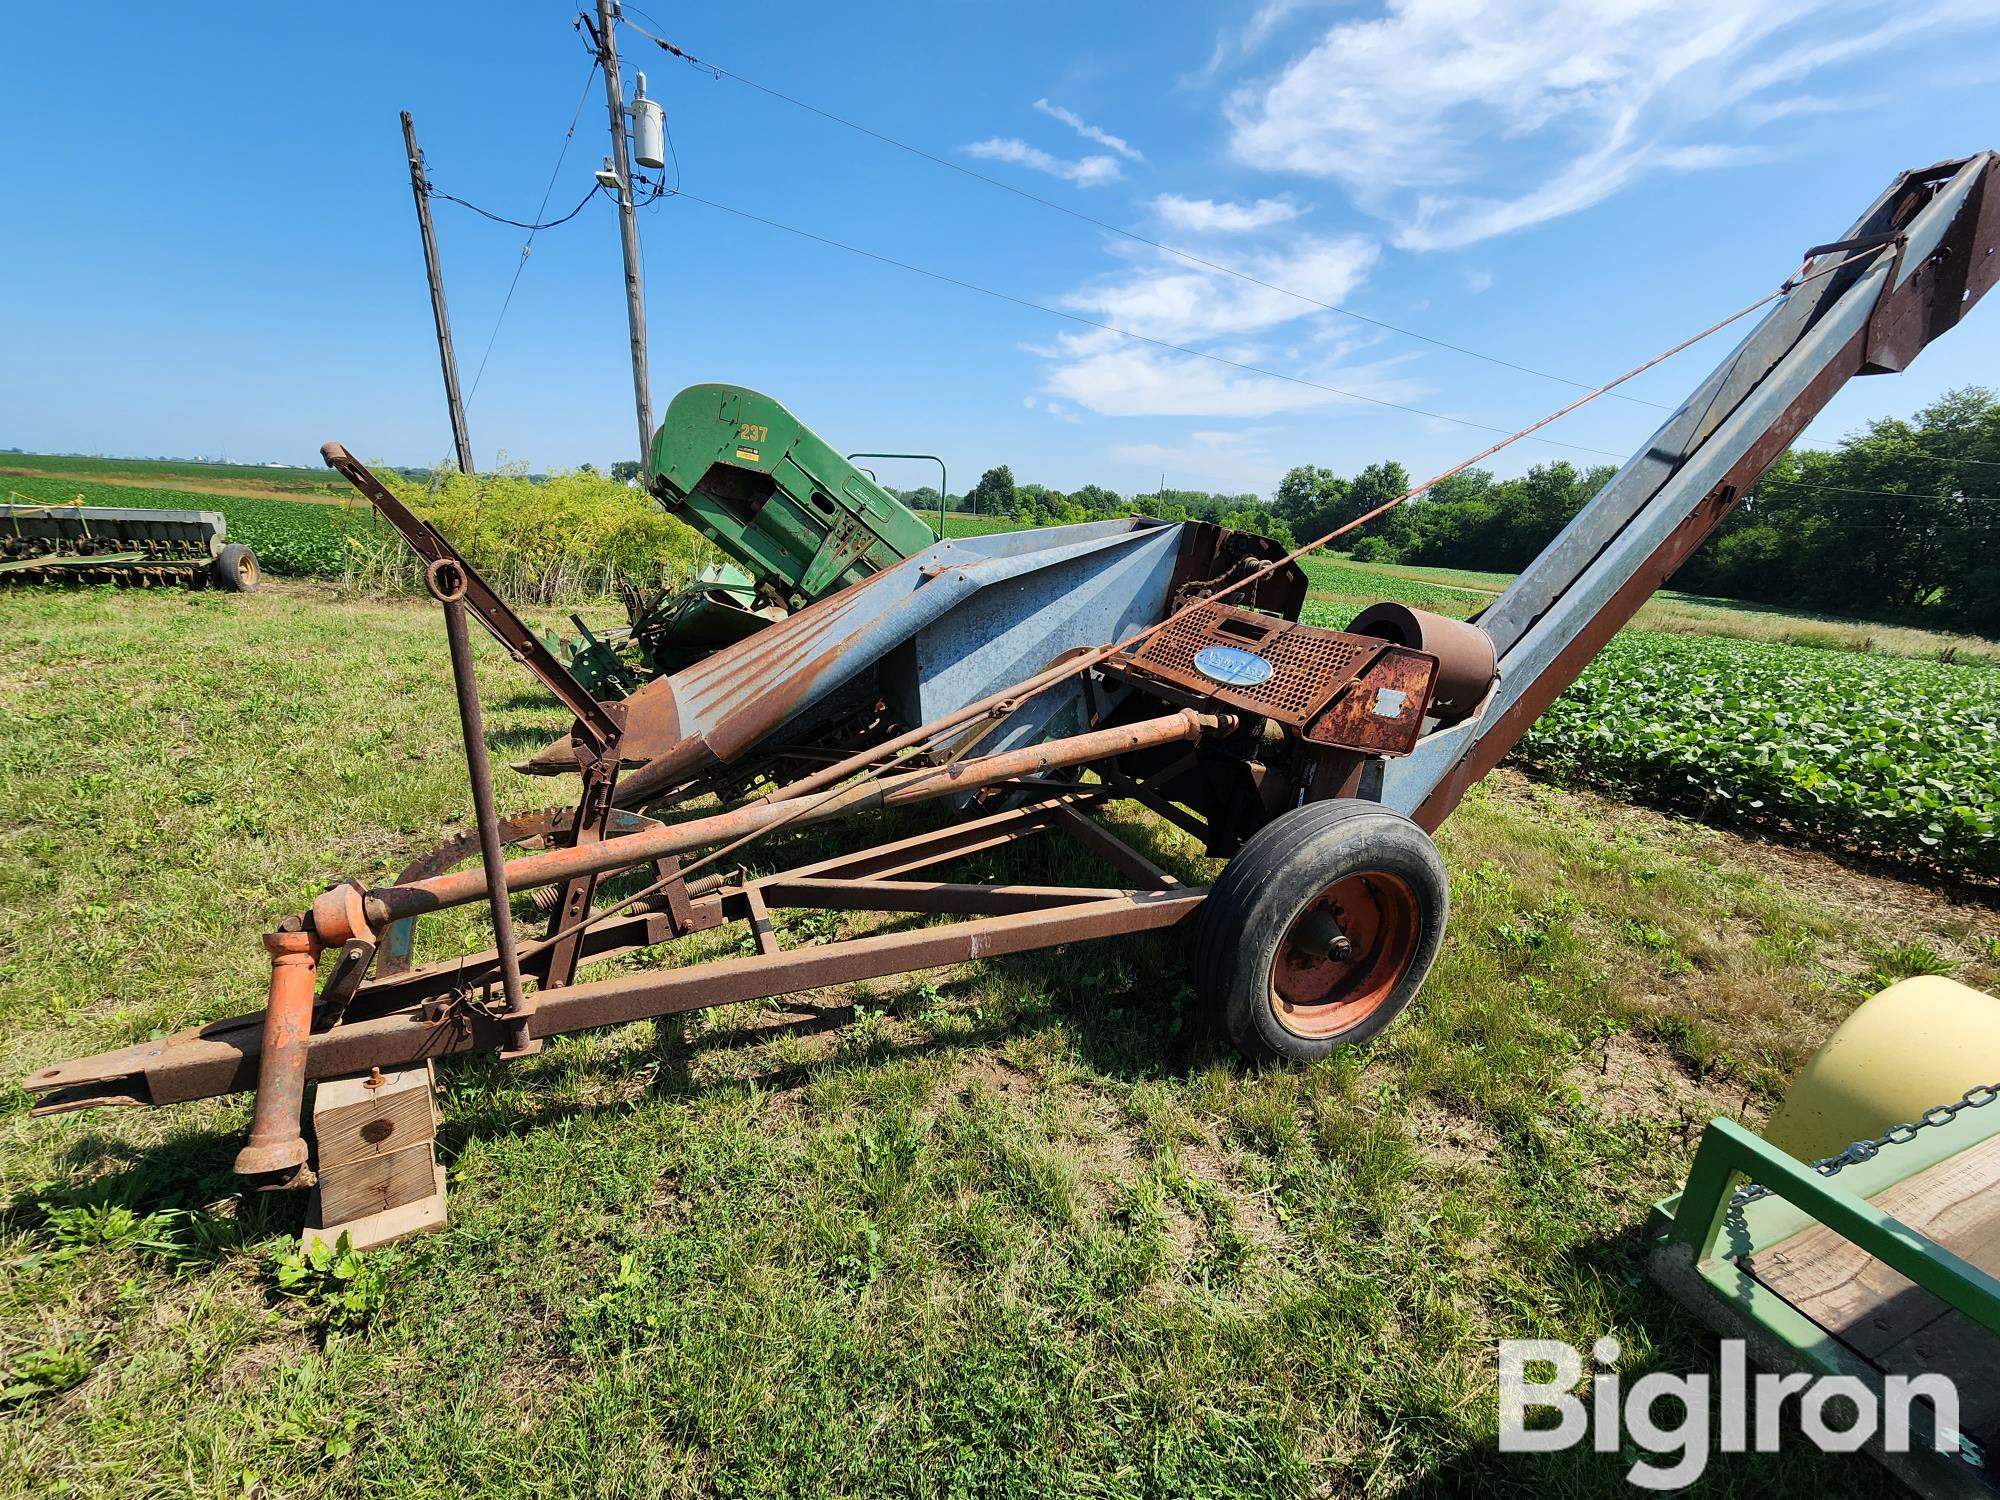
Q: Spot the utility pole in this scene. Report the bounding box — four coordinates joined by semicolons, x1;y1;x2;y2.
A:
399;111;477;476
594;0;653;462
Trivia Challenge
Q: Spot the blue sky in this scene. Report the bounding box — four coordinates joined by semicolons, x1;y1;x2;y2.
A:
3;2;1996;498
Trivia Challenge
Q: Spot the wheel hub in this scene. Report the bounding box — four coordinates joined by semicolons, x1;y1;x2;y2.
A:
1270;870;1421;1039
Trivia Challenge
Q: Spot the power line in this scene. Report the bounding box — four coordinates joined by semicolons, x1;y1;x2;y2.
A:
617;16;1678;413
467;58;604;403
430;183;601;232
662;187;1636;463
1750;482;2000;503
1792;441;2000;472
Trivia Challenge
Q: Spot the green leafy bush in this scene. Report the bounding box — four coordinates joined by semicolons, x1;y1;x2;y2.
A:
353;464;713;603
1518;631;2000;876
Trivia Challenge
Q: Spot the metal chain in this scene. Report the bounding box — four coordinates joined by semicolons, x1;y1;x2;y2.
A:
1730;1081;2000;1208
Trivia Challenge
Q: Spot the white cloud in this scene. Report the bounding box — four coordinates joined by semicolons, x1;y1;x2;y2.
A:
1062;235;1378;345
964;137;1122;187
1224;0;1998;250
1032;99;1144;161
1108;428;1298;492
1192;0;1351;84
1463;269;1494;294
1736;92;1851;125
1045;339;1424;419
1153;193;1302;234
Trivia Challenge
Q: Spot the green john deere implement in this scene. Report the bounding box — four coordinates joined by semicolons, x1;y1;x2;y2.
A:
1650;978;2000;1497
0;496;260;591
542;383;944;690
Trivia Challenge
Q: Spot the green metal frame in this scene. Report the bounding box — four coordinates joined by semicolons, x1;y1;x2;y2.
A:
1658;1115;2000;1332
646;385;939;608
1649;1111;2000;1492
845;452;947;539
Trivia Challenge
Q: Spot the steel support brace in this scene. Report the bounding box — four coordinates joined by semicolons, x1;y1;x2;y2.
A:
28;890;1205;1112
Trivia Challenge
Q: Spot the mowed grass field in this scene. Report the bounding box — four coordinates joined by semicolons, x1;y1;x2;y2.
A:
3;581;1998;1496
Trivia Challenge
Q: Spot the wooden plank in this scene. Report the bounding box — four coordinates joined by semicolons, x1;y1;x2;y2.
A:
1875;1309;2000;1441
302;1164;447;1255
1746;1131;2000;1440
317;1139;438;1227
310;1063;436;1170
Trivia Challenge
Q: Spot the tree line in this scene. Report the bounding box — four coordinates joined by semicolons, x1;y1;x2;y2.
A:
928;386;1998;636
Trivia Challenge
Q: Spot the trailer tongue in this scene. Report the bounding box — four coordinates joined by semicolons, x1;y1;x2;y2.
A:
25;153;2000;1247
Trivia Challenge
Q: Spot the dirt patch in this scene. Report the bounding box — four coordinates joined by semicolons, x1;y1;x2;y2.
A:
217;1325;316;1391
1567;1031;1755;1133
940;1052;1035;1104
1705;831;1998;949
1405;1099;1502;1171
1046;1083;1141;1222
1177;1134;1286;1246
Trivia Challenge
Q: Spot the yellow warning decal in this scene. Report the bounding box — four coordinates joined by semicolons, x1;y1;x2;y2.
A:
735;446;761;463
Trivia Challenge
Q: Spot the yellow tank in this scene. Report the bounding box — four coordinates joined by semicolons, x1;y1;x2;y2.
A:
1765;976;2000;1163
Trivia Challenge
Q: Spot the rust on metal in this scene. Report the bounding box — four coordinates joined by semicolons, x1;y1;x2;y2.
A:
1115;602;1387;727
321;443;624;755
1304;647;1437;755
439;591;538;1058
349;708;1218;936
231;928;321;1179
28;892;1205;1113
1345;603;1495;727
1271;872;1420;1039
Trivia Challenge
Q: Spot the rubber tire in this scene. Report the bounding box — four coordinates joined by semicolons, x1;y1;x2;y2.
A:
212;543;260;593
1193;800;1448;1064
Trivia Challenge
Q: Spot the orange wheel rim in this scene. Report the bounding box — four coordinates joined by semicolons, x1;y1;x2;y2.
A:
1270;870;1420;1039
237;556;257;586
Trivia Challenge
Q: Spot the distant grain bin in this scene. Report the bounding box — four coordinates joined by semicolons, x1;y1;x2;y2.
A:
631;72;665;170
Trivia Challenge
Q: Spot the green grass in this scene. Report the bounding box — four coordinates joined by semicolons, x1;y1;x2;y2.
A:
939;512;1033;539
4;583;1997;1495
1300;556;1493;621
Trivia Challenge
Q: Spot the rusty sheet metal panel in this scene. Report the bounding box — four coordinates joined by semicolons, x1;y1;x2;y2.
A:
605;518;1189;783
1304;647;1437;755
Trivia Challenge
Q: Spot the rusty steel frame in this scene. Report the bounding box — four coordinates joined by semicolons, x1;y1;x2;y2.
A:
26;792;1203;1116
308;707;1221;945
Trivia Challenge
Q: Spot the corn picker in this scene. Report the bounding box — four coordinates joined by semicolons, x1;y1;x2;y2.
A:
24;153;2000;1252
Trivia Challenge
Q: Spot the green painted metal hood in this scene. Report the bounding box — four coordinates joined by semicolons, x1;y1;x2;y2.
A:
646;384;939;608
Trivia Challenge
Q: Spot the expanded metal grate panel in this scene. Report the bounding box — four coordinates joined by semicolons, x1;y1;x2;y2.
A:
1125;603;1378;725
